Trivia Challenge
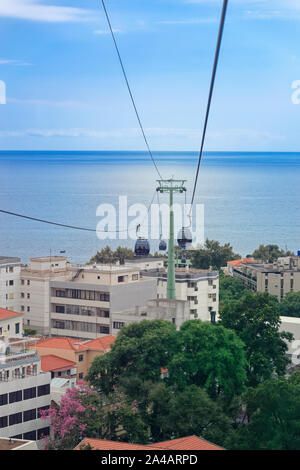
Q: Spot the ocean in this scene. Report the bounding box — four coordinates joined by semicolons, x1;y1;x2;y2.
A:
0;150;299;265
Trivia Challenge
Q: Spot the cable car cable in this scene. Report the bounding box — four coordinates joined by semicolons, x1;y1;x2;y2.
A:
100;0;163;180
189;0;229;217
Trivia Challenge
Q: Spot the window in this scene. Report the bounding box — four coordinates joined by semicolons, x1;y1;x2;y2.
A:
9;280;14;286
21;306;25;312
27;280;30;286
53;320;65;329
37;427;50;440
23;409;36;422
113;322;125;330
55;305;65;314
9;412;22;426
97;325;110;334
15;323;20;335
21;279;25;285
21;292;25;298
118;276;125;283
27;306;30;312
23;430;36;441
9;267;13;273
98;310;109;318
0;416;8;428
38;384;50;397
27;293;30;299
78;354;84;362
78;373;83;379
0;394;8;406
56;290;66;298
9;390;22;403
9;293;14;300
23;387;36;400
132;274;138;281
38;406;49;418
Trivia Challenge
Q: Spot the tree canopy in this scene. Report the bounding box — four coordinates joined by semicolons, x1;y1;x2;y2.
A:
167;320;247;402
219;292;293;387
226;374;300;450
251;244;294;263
279;291;300;318
191;239;240;270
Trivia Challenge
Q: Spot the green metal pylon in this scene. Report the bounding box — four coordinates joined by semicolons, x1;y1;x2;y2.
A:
156;178;186;300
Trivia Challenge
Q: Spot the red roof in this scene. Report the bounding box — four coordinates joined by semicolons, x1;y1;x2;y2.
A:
35;335;116;353
35;337;80;351
149;436;223;451
75;436;224;451
0;307;22;321
41;355;76;372
227;258;255;267
75;439;162;450
77;335;116;352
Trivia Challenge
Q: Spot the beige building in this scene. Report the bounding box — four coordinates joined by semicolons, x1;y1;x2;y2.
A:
20;257;71;334
50;264;157;339
0;257;22;313
0;308;23;340
143;267;219;323
31;335;116;381
228;256;300;301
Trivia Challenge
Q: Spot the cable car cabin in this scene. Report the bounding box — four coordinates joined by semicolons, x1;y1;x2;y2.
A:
134;238;150;257
159;240;167;251
177;228;192;249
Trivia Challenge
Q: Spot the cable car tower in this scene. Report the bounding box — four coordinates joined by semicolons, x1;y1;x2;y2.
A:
156;178;186;300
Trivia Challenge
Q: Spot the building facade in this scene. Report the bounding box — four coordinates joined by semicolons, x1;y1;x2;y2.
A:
0;257;22;313
227;255;300;300
50;265;157;339
0;340;51;441
143;267;219;322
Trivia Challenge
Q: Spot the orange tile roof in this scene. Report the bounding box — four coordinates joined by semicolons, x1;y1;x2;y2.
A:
0;307;22;321
80;335;116;352
34;335;117;355
35;337;82;351
149;436;224;451
41;355;76;372
75;436;224;451
227;258;255;267
75;438;162;450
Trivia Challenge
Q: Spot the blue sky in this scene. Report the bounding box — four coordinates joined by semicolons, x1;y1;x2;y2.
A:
0;0;300;151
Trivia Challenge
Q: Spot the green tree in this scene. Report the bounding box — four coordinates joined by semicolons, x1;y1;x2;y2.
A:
226;375;300;450
87;320;178;394
191;239;240;270
219;270;247;305
88;246;135;265
148;383;231;447
167;320;247;402
251;244;293;263
279;291;300;318
219;292;293;387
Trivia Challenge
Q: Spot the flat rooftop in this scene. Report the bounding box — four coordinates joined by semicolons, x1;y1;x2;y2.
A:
0;256;21;265
0;438;34;450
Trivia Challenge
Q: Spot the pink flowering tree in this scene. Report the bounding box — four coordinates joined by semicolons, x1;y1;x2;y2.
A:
40;381;149;449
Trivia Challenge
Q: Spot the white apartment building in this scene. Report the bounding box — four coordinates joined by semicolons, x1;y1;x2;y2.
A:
144;267;219;323
0;339;51;441
50;264;157;340
0;257;22;313
20;256;71;334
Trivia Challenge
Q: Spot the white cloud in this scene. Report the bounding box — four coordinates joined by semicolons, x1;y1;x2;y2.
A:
158;18;218;25
0;58;32;66
0;0;96;23
7;97;85;107
0;127;285;143
93;28;122;35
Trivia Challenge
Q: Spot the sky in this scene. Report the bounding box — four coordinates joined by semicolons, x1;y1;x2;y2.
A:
0;0;300;151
